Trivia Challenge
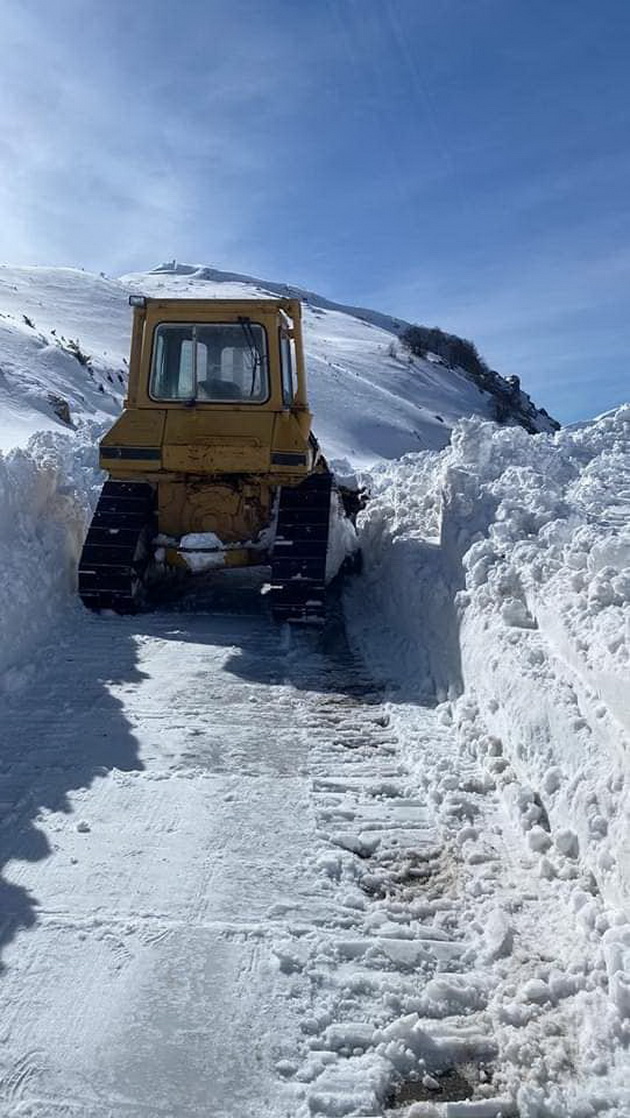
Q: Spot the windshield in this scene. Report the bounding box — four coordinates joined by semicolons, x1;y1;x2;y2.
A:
150;321;269;403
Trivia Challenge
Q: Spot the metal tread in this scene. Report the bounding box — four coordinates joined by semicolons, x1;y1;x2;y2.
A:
270;472;332;624
78;481;155;613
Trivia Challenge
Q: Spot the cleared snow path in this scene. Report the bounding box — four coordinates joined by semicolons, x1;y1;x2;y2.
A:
0;599;441;1117
2;590;628;1117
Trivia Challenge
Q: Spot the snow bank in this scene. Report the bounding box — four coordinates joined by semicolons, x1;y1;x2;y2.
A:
347;407;630;907
0;424;102;686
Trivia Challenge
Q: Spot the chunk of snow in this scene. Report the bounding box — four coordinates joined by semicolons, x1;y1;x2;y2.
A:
179;531;224;550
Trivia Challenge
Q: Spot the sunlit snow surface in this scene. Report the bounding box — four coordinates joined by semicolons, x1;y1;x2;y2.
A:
0;267;127;451
345;407;630;1113
0;263;629;1116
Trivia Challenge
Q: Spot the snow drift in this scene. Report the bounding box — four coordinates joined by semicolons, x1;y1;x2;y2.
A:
0;425;102;684
347;406;630;909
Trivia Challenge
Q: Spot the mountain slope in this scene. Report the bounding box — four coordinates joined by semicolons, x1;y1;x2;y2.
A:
0;257;556;688
0;263;557;461
0;267;127;450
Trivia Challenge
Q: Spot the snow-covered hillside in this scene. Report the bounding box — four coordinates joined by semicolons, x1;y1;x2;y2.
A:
0;262;556;462
0;260;560;684
124;262;559;457
0;268;127;451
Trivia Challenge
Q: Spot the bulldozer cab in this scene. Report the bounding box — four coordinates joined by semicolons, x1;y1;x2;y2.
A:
101;296;316;484
125;297;307;408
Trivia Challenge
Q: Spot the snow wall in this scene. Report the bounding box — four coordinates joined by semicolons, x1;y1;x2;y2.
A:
0;425;102;687
347;406;630;910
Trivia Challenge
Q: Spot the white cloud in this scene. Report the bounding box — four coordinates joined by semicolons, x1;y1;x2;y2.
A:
0;0;306;271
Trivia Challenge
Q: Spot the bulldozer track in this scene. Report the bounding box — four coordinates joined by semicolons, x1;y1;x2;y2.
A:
80;474;337;623
78;480;156;612
269;472;332;624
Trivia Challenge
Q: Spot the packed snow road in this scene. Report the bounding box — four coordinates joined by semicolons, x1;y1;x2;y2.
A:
1;581;629;1116
0;593;444;1118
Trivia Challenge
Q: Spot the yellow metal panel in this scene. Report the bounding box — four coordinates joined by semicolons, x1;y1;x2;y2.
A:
271;412;313;454
158;478;273;540
162;444;270;473
164;410;274;443
160;410;275;475
99;409;166;475
102;409;166;445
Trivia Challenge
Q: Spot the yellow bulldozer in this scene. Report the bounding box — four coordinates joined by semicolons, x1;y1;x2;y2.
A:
78;295;358;623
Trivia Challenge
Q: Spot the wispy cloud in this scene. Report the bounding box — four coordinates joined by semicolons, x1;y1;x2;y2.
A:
0;0;308;271
0;0;628;422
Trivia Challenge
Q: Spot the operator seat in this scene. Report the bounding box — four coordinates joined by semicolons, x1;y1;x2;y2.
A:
198;378;243;401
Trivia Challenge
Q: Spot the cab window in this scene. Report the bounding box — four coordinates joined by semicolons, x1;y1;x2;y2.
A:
150;322;269;402
279;332;298;406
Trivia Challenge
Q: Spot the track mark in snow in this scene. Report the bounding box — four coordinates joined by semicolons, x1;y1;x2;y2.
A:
0;1049;44;1111
0;608;452;1117
4;602;627;1115
276;635;493;1115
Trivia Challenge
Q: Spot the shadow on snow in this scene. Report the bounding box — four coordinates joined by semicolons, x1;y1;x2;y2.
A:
0;561;437;972
0;615;147;971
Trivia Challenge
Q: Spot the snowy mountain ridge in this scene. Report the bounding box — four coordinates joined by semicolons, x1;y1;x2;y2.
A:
143;260;559;438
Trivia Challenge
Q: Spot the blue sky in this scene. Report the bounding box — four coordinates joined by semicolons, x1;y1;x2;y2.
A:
1;0;628;423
